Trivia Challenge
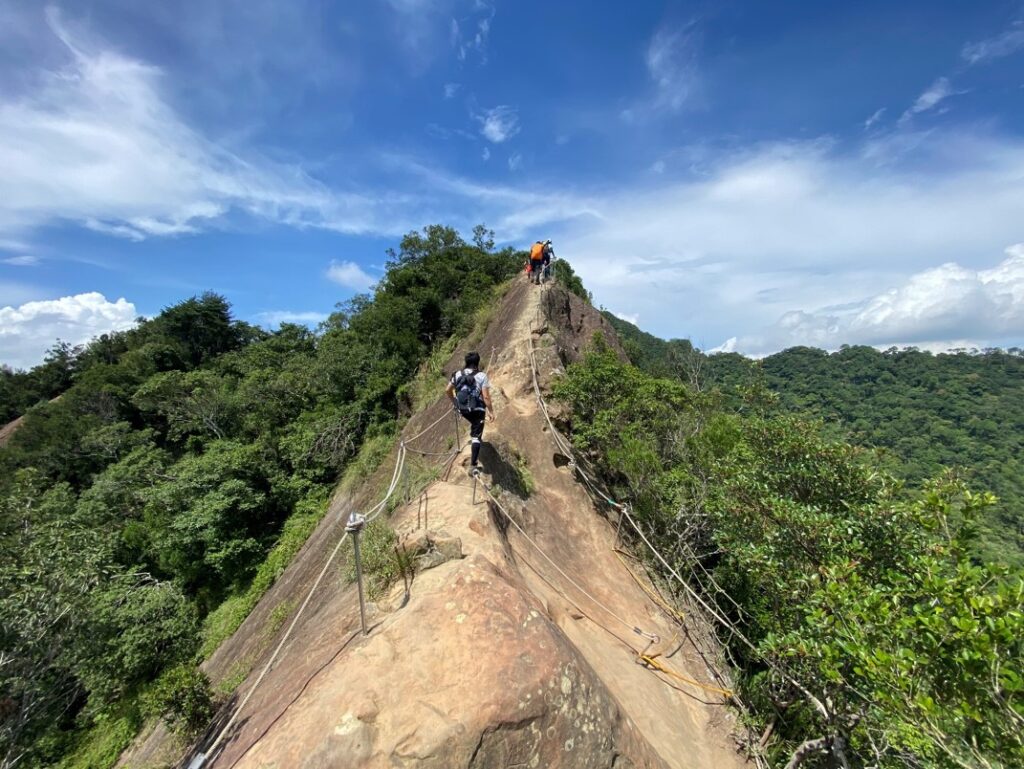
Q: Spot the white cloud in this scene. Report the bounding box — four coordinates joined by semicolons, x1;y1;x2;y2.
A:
481;146;490;161
443;82;461;99
864;108;886;130
0;10;395;241
0;292;137;370
962;22;1024;64
2;255;39;267
256;310;328;327
476;105;520;143
645;22;700;112
612;310;640;326
326;260;376;291
719;245;1024;355
533;129;1024;353
507;153;523;171
900;77;953;124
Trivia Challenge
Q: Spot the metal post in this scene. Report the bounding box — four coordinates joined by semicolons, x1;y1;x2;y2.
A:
472;471;478;505
346;513;369;636
452;407;461;451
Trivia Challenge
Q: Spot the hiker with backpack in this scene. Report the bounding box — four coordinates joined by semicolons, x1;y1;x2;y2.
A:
529;240;553;285
541;243;554;282
446;351;494;472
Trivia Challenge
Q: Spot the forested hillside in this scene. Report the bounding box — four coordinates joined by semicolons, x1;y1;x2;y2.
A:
604;312;1024;565
2;240;1020;769
0;225;522;769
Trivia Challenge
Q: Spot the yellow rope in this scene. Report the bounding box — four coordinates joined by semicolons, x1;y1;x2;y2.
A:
637;654;734;697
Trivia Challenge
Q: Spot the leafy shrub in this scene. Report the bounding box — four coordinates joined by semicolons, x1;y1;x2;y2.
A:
141;665;214;737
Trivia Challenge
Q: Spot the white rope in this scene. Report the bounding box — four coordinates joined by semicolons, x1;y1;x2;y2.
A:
477;477;658;642
198;402;460;765
525;317;828;720
201;529;350;764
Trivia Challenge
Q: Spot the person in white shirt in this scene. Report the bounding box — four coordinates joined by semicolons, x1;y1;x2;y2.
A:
445;351;495;471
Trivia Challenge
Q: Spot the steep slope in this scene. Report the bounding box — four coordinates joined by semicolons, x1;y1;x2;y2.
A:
132;280;746;769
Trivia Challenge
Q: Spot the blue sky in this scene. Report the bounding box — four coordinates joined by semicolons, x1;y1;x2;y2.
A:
2;0;1024;368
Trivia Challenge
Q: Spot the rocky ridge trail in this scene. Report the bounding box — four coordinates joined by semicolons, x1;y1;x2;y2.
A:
124;279;746;769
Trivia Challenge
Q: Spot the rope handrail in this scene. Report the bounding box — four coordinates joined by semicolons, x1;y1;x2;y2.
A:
525;317;830;721
196;401;464;766
477;476;739;698
476;476;659;643
199;529;350;765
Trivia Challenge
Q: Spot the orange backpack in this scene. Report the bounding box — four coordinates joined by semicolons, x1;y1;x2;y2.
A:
530;242;545;261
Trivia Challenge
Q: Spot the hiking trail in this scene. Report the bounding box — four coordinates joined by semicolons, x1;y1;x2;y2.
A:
120;279;747;769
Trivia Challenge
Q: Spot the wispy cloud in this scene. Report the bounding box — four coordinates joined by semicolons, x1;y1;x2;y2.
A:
2;255;40;267
476;105;520;143
864;107;886;130
451;1;493;62
481;146;490;161
507;153;523;171
541;129;1024;351
326;260;376;291
899;77;954;124
645;22;700;112
443;82;461;99
0;291;137;370
962;21;1024;64
0;9;406;241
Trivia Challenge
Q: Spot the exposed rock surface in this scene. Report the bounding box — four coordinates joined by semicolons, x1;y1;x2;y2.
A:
121;279;745;769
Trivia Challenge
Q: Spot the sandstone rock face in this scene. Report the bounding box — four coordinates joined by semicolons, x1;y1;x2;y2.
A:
141;281;746;769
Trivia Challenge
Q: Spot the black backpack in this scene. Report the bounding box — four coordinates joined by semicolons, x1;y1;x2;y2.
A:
454;369;483;412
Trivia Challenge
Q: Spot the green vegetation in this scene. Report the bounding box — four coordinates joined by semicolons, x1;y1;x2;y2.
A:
1;341;79;424
198;489;329;658
555;336;1024;769
0;224;522;769
552;259;590;302
604;312;1024;565
140;665;214;737
348;518;399;600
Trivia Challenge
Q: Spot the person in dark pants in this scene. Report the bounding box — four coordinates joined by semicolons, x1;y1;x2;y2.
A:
541;241;554;282
529;240;546;285
446;351;495;471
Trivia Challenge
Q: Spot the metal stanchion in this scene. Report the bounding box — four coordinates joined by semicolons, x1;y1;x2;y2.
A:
345;513;369;635
472;469;478;504
451;405;462;451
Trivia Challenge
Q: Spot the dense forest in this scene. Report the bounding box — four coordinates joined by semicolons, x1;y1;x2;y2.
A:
604;312;1024;566
0;225;523;768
